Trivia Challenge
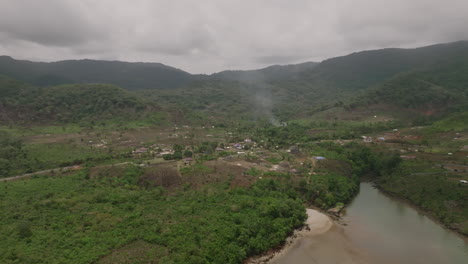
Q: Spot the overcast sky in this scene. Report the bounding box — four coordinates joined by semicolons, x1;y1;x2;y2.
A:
1;0;467;73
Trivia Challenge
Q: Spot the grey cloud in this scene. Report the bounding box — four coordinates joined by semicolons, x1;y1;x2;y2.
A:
0;0;106;47
336;0;468;50
254;55;308;65
135;26;215;56
1;0;468;73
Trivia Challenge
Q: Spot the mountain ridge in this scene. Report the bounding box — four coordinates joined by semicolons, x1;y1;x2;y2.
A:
1;40;468;124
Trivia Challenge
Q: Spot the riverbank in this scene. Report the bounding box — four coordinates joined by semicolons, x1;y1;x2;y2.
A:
375;182;468;239
245;209;333;264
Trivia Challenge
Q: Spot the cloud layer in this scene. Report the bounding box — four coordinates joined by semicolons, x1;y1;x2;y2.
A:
1;0;467;73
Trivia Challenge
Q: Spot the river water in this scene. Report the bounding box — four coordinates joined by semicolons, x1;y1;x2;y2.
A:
273;183;468;264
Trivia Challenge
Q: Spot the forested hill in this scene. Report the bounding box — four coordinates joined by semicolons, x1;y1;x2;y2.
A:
348;53;468;118
0;76;155;123
210;62;319;82
0;56;192;90
296;41;468;92
1;41;467;94
1;41;468;123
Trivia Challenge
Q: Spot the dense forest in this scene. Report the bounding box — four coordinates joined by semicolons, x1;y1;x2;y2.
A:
0;75;156;124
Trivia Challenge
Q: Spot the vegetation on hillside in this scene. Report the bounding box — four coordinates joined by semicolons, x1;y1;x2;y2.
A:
2;41;468;124
0;76;156;124
350;56;468;121
0;56;192;90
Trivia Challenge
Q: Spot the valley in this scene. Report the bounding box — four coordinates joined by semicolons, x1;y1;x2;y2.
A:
1;41;468;263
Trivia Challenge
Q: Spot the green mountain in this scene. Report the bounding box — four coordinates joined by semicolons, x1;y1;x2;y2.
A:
337;56;468;123
210;62;319;82
203;41;468;120
0;76;154;123
1;41;468;124
0;56;192;90
297;41;468;91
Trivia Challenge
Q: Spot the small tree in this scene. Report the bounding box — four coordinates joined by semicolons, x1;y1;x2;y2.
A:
183;150;193;158
17;222;32;239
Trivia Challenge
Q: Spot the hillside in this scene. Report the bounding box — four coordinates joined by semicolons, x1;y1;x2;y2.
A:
0;76;155;124
0;56;192;90
210;62;318;82
1;41;468;124
204;41;468;121
338;53;468;123
296;41;468;91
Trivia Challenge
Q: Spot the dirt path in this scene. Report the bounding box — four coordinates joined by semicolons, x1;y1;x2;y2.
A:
2;166;83;182
1;162;132;182
1;158;181;182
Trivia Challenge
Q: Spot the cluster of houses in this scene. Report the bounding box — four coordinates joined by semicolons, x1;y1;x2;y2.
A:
221;139;257;155
132;144;174;157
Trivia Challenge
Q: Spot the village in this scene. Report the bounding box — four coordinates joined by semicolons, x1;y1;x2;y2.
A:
16;121;467;189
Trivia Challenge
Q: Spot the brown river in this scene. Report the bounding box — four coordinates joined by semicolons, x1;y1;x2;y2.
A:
272;183;468;264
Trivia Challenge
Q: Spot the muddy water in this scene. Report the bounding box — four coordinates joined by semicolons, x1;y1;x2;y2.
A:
273;183;468;264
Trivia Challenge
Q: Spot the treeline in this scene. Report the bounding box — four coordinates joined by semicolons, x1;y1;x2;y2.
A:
298;142;402;208
377;161;468;235
341;140;468;235
244;121;401;148
0;132;35;177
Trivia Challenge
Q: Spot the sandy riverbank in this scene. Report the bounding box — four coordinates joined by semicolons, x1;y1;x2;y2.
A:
245;209;333;264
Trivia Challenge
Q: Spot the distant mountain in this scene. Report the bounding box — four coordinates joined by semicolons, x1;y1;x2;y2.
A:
1;41;468;124
0;56;192;90
210;62;318;82
296;41;468;91
0;75;155;123
201;41;468;120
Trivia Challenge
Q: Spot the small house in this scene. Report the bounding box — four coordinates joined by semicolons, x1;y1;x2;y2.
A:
134;147;148;154
233;143;243;150
289;146;300;155
183;157;193;165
